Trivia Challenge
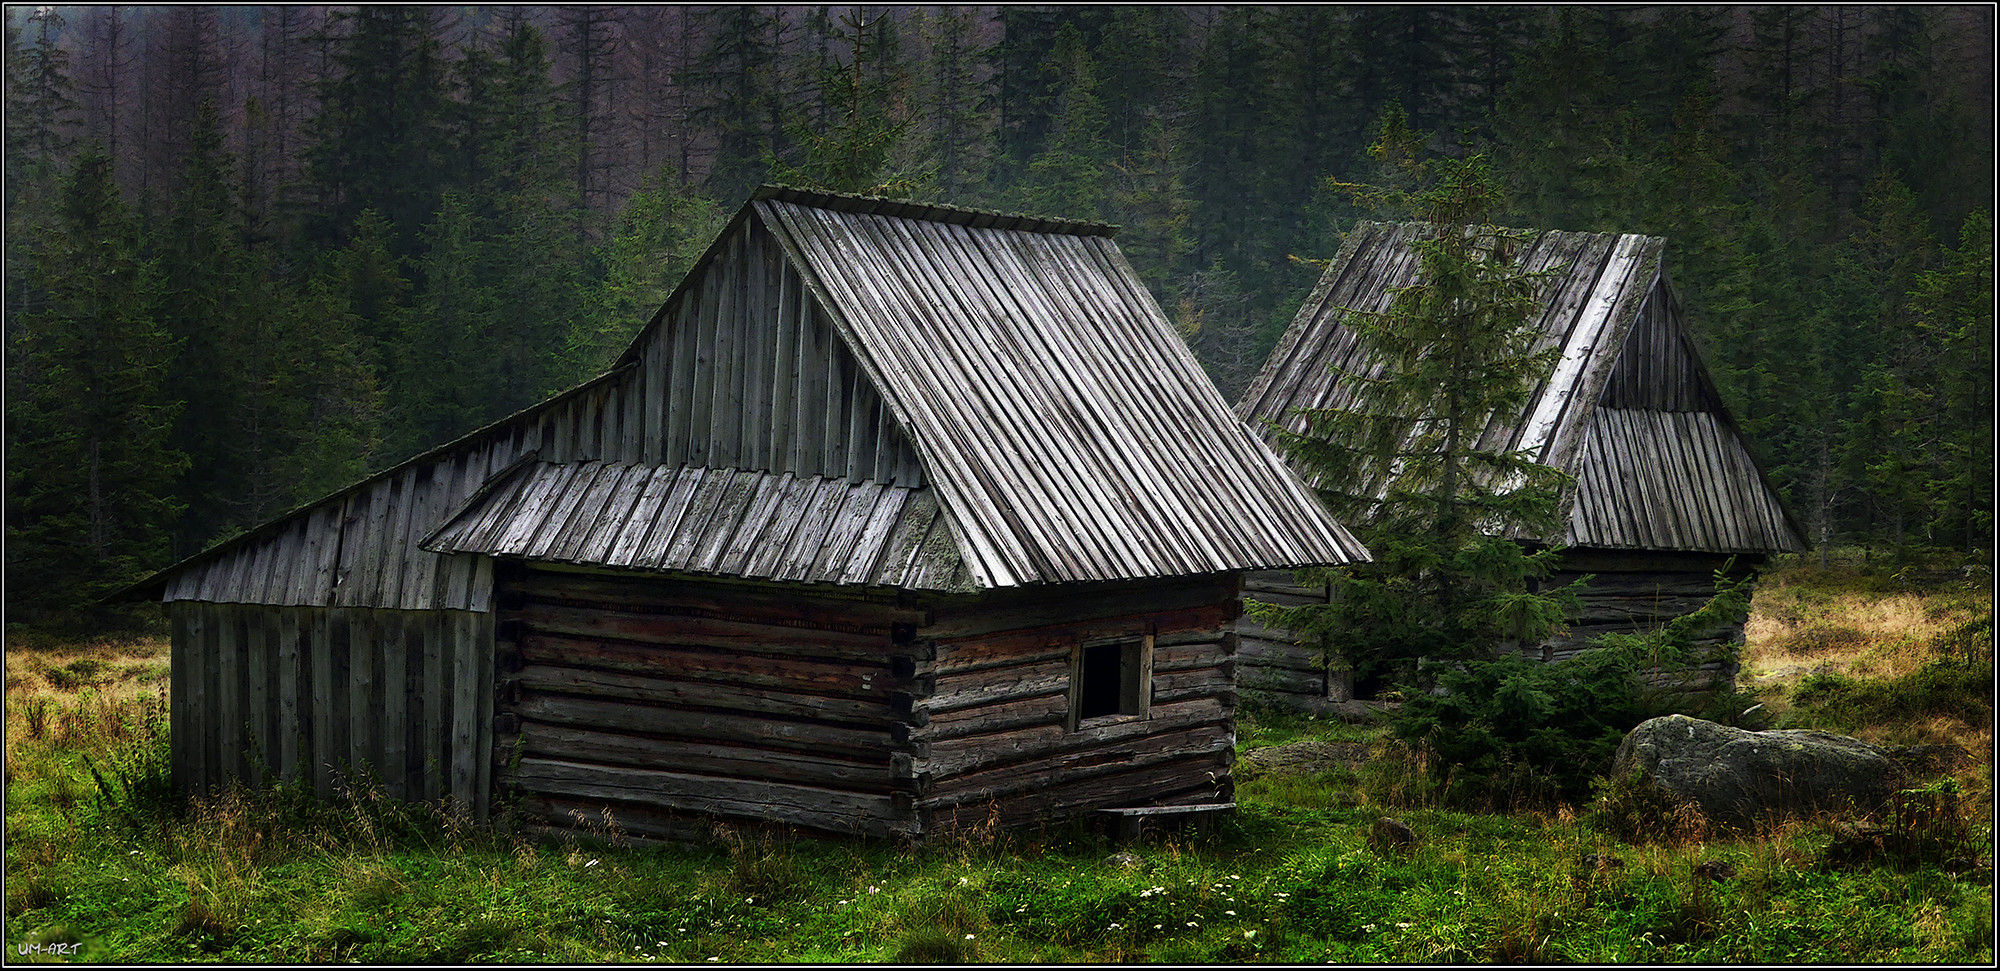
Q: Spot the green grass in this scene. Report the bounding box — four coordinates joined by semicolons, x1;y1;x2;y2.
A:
4;563;1992;963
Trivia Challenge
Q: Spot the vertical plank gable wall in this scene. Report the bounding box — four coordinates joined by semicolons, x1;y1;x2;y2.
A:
171;214;934;810
642;217;925;485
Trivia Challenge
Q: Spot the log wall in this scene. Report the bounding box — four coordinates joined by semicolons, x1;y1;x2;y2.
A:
1235;553;1759;707
905;574;1241;832
491;565;929;840
169;601;495;813
1235;570;1343;707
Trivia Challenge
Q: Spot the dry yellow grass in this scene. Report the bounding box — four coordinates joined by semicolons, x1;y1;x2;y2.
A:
5;636;172;772
1741;578;1988;684
1737;564;1993;783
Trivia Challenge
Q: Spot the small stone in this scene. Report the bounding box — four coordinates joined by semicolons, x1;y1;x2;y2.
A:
1692;860;1739;881
1368;816;1415;854
1105;851;1144;869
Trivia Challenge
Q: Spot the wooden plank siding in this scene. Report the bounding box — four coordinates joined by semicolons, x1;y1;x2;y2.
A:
169;601;492;809
1234;570;1343;706
492;567;922;840
905;574;1241;832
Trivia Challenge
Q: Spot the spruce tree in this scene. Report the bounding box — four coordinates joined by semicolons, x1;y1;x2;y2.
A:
769;12;925;198
153;97;276;548
1251;118;1584;694
5;5;78;216
303;6;451;258
563;173;725;385
1012;22;1109;220
5;149;183;622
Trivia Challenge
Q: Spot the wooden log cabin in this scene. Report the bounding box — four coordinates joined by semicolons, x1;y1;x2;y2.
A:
123;186;1366;840
1234;221;1808;707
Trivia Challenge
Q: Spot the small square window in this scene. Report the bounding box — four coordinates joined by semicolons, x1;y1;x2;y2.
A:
1070;634;1153;729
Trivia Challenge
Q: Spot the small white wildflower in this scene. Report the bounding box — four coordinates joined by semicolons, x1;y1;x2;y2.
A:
1229;874;1240;880
868;886;880;894
964;934;975;941
1225;910;1236;916
1107;923;1121;931
1396;922;1411;930
706;958;719;963
1362;923;1377;933
1153;924;1163;930
1186;921;1199;928
1244;930;1257;939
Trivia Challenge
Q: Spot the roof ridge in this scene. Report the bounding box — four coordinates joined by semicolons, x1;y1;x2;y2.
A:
753;184;1121;238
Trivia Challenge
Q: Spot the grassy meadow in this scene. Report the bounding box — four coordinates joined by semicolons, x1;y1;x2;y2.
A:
3;557;1992;963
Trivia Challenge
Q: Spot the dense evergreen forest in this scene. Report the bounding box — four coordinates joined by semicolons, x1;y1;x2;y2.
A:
4;5;1993;626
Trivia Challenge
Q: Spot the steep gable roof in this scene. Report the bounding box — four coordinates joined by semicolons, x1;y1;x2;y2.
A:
129;187;1363;606
1240;220;1806;555
729;188;1366;587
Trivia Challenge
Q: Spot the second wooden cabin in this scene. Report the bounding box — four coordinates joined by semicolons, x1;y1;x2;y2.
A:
125;187;1366;840
1235;220;1808;707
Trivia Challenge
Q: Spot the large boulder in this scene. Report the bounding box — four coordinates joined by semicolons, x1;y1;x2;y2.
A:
1611;714;1910;829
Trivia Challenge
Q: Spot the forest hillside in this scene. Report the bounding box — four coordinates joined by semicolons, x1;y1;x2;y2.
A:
5;5;1992;628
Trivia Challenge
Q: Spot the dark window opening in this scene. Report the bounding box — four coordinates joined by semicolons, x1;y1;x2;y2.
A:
1078;642;1128;719
1073;635;1151;727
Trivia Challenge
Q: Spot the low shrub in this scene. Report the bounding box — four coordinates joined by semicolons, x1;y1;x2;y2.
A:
1783;658;1994;735
1390;649;1643;811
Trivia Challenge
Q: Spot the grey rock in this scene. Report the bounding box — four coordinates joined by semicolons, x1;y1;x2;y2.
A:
1611;714;1910;830
1104;851;1144;870
1368;816;1415;854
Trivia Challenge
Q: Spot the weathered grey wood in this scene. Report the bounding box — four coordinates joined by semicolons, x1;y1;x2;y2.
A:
180;605;208;793
510;565;922;628
922;706;1229;779
474;611;496;821
517;634;893;700
348;608;379;781
245;610;270;780
422;612;446;803
513;694;893;761
514;602;892;661
450;611;480;812
519;723;889;791
512;757;900;837
375;612;406;800
325;610;353;789
512;664;893;724
216;606;242;785
921;730;1233;815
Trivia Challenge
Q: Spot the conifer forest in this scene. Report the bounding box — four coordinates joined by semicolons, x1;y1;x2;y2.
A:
4;5;1993;627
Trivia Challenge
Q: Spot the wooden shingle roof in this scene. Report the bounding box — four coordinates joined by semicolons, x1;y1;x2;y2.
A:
130;187;1363;607
731;188;1369;587
425;461;972;591
1239;220;1806;556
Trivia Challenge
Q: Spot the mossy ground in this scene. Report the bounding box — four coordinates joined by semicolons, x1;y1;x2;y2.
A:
4;557;1991;963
